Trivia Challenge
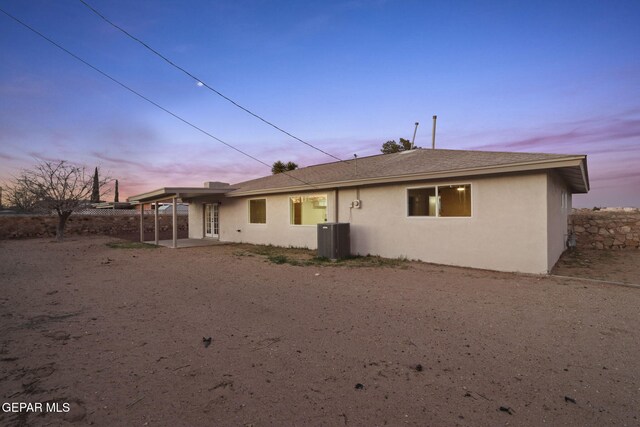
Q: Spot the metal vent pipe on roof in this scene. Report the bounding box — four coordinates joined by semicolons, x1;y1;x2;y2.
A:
432;115;437;149
411;122;419;149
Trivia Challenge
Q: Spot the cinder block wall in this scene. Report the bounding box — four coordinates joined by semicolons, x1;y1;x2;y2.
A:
570;209;640;249
0;215;188;240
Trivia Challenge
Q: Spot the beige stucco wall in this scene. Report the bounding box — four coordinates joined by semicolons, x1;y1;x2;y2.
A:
217;191;337;249
188;203;204;239
214;173;551;273
546;171;571;270
333;174;549;273
187;196;227;239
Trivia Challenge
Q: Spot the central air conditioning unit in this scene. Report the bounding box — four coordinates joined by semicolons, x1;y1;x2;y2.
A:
317;223;351;260
352;200;362;209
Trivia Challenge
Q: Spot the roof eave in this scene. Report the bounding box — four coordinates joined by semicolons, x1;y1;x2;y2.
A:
127;187;234;203
227;157;589;197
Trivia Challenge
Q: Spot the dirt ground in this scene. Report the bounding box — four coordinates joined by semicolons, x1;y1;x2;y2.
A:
0;237;639;426
553;248;640;285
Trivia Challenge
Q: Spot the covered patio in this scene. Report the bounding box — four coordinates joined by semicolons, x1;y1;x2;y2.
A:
127;182;234;248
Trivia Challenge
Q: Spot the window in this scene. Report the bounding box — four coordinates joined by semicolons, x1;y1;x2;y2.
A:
249;199;266;224
290;194;327;225
439;184;471;217
407;184;471;217
408;188;437;216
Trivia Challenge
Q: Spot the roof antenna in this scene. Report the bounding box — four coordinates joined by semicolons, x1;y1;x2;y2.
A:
432;115;437;149
411;122;419;149
353;154;358;175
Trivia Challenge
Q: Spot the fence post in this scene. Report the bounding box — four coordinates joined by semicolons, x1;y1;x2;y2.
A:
154;202;159;245
172;198;178;248
139;203;144;243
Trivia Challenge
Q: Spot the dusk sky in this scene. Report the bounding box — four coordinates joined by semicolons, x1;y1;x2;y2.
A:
1;0;639;207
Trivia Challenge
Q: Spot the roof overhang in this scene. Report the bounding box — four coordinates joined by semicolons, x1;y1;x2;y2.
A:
227;156;590;197
127;187;234;204
556;157;589;194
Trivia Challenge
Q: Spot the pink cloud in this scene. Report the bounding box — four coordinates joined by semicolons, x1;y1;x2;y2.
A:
445;106;639;153
472;118;640;153
92;151;262;199
0;152;18;161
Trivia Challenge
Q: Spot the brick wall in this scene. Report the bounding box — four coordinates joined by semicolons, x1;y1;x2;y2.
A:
570;209;640;249
0;214;188;240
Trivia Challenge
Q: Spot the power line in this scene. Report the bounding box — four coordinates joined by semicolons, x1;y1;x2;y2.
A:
78;0;345;163
0;7;319;190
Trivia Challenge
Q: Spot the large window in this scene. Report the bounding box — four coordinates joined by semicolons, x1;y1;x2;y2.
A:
407;184;471;217
290;194;327;225
249;199;266;224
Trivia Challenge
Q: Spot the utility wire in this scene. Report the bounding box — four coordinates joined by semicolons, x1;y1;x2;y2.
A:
78;0;345;163
0;7;319;190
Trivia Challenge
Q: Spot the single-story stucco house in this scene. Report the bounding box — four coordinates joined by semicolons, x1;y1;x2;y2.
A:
128;148;589;274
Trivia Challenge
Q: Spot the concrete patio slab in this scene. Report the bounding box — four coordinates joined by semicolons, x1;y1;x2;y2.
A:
146;238;227;248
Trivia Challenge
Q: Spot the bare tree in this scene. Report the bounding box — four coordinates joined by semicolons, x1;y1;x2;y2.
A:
5;160;109;241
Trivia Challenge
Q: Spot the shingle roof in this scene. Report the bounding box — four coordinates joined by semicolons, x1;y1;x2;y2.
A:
229;148;588;195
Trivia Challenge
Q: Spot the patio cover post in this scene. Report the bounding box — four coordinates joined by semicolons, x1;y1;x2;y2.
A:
172;197;178;249
154;202;159;245
139;203;144;243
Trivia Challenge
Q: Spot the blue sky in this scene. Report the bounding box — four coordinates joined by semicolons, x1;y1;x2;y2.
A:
1;0;639;207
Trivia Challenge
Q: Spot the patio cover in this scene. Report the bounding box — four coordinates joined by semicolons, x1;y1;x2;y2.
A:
127;185;234;248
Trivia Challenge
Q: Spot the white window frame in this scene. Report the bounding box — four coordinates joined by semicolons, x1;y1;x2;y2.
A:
289;194;328;227
406;183;473;218
248;198;267;225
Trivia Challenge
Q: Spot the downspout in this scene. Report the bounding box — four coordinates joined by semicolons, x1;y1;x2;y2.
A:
335;188;339;222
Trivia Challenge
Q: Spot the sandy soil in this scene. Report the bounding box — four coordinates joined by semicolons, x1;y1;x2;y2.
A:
0;237;639;426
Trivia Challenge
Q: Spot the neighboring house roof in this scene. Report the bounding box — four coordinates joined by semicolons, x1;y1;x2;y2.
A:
92;202;135;209
157;203;189;212
228;148;589;197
